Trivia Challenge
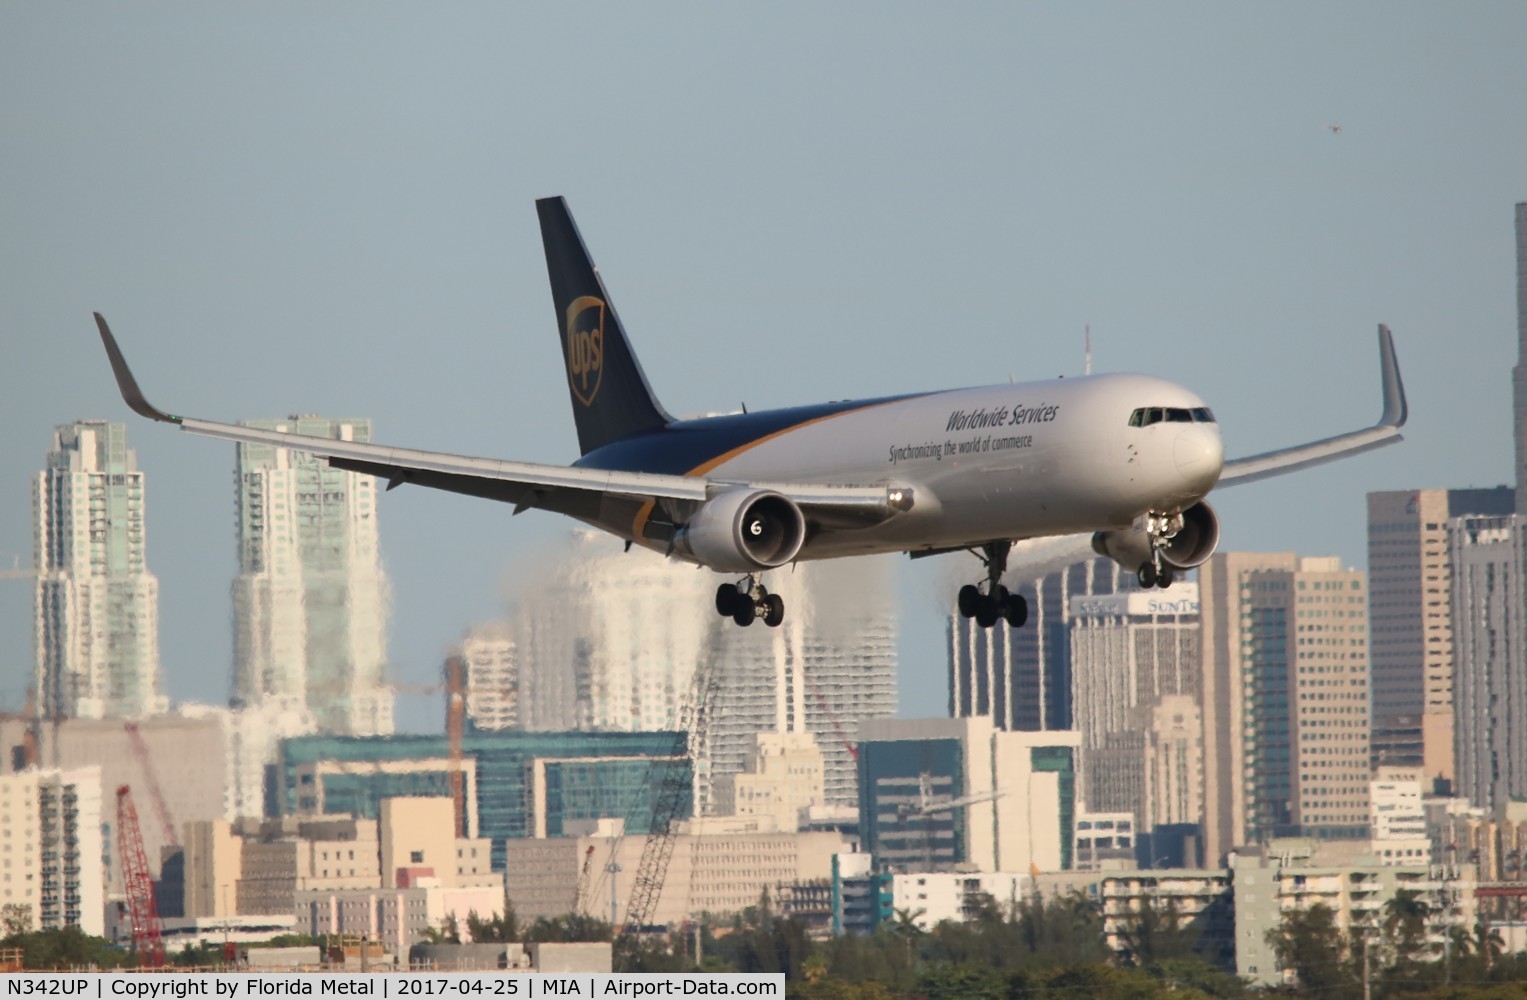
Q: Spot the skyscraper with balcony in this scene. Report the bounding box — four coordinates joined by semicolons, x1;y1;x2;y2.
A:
32;421;164;720
231;416;393;737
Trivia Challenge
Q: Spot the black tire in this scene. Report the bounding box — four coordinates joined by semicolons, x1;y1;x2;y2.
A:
1157;568;1175;589
763;594;785;627
733;603;756;627
1137;563;1157;588
1003;593;1029;628
974;595;1000;628
957;584;981;618
716;583;740;616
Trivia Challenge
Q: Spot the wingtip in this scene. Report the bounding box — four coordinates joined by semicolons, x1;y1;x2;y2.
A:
94;313;180;424
1377;323;1407;429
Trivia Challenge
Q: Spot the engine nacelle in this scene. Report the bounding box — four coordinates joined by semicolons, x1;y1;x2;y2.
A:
674;489;807;573
1091;500;1220;573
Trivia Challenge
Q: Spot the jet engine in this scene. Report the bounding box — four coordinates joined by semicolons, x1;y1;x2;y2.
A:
674;489;807;573
1091;500;1220;574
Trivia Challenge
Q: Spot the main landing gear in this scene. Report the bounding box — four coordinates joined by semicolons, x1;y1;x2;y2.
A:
955;541;1028;629
715;576;785;628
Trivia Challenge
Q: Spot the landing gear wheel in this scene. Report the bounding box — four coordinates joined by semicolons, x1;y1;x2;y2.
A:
716;583;741;616
1156;567;1175;589
762;594;785;628
1137;562;1158;588
975;595;1001;628
957;584;981;618
732;603;756;627
1003;593;1029;628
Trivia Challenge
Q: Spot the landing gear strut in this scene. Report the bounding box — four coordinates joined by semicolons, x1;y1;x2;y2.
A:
1137;511;1181;590
715;576;785;628
955;541;1028;629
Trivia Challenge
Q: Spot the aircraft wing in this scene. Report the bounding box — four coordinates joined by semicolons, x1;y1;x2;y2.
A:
95;314;910;524
1216;324;1407;488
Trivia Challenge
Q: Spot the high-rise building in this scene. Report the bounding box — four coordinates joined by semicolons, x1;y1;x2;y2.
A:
507;532;896;808
32;421;164;720
1200;553;1372;862
453;623;519;732
1365;488;1511;787
1513;202;1527;513
1068;585;1201;838
0;767;105;935
231;416;392;737
1450;514;1527;814
949;556;1133;732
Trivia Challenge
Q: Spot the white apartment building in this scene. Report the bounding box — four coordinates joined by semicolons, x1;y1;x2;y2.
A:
32;421;164;720
232;416;393;737
0;767;105;935
453;623;519;731
891;872;1031;929
714;731;827;830
1369;766;1429;865
1232;845;1476;987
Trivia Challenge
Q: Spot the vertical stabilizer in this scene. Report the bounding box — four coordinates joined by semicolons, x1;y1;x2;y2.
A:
537;197;673;455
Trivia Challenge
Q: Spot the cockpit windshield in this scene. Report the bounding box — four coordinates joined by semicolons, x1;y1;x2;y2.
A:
1128;406;1215;427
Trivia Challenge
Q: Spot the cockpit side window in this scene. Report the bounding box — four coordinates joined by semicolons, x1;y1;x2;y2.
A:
1128;406;1218;427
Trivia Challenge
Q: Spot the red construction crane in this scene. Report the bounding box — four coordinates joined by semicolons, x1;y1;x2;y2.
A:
123;722;178;847
803;673;858;761
115;785;166;968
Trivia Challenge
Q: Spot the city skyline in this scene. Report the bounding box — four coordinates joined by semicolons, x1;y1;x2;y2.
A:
3;6;1526;722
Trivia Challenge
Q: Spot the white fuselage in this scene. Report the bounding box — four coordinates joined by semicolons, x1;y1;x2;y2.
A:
694;372;1224;559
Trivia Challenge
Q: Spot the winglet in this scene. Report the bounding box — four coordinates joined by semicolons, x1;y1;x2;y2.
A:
94;313;181;424
1378;323;1407;428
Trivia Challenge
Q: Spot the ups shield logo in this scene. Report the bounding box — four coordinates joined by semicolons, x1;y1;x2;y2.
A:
565;295;605;407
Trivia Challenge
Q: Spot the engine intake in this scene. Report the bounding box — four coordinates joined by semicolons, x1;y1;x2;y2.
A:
1091;500;1220;573
675;489;807;572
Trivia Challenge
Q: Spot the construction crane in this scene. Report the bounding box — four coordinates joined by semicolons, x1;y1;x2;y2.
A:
616;658;721;954
803;673;857;761
443;657;467;839
573;844;597;915
115;785;167;967
123;722;178;847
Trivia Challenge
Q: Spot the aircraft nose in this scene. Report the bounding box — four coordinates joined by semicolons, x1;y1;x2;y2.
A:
1174;425;1224;490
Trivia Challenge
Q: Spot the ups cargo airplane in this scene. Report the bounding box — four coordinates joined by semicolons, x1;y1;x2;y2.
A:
96;196;1408;630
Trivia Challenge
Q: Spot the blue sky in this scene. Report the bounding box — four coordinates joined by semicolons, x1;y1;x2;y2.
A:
2;3;1524;726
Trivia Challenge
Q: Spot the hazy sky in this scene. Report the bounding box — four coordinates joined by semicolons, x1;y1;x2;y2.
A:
3;3;1525;728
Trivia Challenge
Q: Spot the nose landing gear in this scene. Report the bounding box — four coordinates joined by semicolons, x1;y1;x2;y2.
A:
1137;511;1182;590
955;541;1028;629
715;576;785;628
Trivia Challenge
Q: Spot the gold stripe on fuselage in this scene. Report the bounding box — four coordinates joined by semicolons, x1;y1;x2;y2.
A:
626;396;918;547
